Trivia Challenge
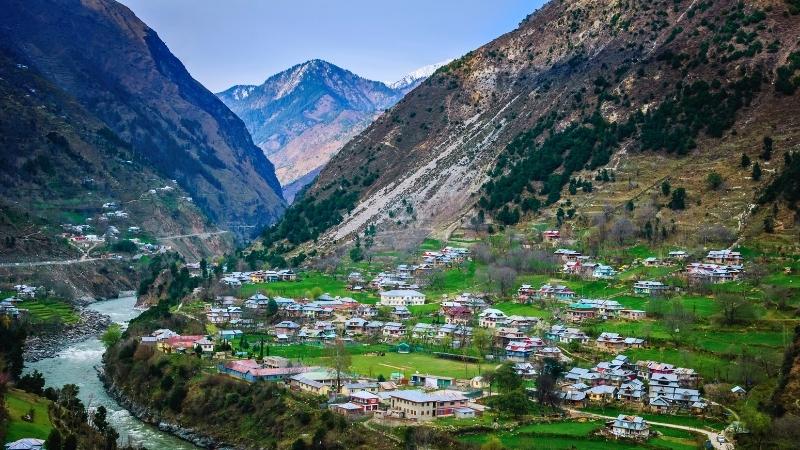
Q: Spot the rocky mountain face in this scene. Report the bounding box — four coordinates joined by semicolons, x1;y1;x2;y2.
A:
0;0;285;237
0;44;232;262
261;0;800;253
218;59;440;201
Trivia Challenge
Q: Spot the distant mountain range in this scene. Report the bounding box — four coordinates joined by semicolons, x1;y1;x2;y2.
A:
217;59;447;202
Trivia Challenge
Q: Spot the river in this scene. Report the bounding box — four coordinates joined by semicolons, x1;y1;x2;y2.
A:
25;296;199;449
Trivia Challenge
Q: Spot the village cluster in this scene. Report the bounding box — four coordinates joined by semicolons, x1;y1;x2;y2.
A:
126;244;754;436
0;284;42;319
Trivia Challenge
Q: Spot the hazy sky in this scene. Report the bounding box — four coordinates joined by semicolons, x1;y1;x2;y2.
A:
119;0;544;92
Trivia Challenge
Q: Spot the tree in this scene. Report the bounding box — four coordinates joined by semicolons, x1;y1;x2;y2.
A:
752;162;762;181
493;363;523;393
93;405;109;433
610;217;636;244
707;171;723;190
487;265;518;297
267;298;278;316
327;340;351;393
741;153;751;168
100;324;122;349
63;435;78;450
17;370;45;396
45;429;62;450
669;187;687;210
471;328;492;373
715;293;758;325
761;136;773;161
661;180;671;197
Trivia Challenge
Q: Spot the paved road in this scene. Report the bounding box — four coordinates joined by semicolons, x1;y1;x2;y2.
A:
0;230;229;268
0;257;106;268
155;230;229;240
566;408;733;450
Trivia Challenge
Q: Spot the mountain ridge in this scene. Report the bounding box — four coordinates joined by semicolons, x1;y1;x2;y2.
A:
217;59;443;198
257;0;800;256
0;0;286;237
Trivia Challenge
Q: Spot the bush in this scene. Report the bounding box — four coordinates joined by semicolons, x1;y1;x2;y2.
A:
707;171;724;190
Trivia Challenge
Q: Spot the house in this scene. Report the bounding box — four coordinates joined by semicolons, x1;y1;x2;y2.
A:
554;249;582;262
731;385;747;396
617;379;646;403
536;347;563;360
546;325;589;344
478;308;508;328
345;317;368;335
390;305;412;321
619;309;647;321
633;280;670;296
565;302;596;322
543;230;560;241
668;250;689;261
275;321;301;336
4;439;45;450
706;249;743;265
506;338;545;361
218;329;244;341
560;389;587;406
535;284;576;301
595;333;646;352
350;390;381;411
382;322;407;340
611;415;650;439
195;338;215;353
410;374;454;389
513;362;538;379
412;323;437;340
685;263;743;284
643;257;661;267
517;284;536;302
330;402;363;416
386;390;468;421
341;382;379;396
586;385;617;403
379;289;426;306
443;306;472;325
454;407;476;419
289;370;342;395
219;360;310;382
161;335;206;353
593;265;617;279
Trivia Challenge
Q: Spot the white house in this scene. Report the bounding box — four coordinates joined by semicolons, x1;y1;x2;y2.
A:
379;289;426;306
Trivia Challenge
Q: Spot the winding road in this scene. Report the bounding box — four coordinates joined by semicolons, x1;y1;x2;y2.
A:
0;230;229;268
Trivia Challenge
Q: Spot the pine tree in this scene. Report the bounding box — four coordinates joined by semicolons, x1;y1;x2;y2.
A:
741;153;751;168
752;162;762;181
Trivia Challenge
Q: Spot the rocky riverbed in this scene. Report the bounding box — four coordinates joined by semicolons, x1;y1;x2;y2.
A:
24;308;113;362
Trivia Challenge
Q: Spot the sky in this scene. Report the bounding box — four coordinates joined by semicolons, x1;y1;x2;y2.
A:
118;0;544;92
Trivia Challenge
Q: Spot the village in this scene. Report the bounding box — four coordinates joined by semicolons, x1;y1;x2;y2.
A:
118;235;774;449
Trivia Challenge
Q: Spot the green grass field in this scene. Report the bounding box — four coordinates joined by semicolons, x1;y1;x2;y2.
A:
311;351;482;379
23;298;80;324
458;418;699;450
4;389;53;443
494;301;551;318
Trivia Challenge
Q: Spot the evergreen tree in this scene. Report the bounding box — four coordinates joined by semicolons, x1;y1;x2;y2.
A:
45;429;62;450
752;162;762;181
761;136;773;161
669;188;687;210
661;180;671;197
741;153;751;168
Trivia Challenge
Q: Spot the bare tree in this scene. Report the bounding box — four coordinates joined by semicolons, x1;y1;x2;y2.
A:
487;264;518;297
609;217;636;244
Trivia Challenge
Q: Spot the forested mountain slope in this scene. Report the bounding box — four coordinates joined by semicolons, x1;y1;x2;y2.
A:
259;0;800;256
0;0;286;237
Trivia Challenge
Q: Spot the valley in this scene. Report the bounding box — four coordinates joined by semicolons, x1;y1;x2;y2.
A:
1;0;800;449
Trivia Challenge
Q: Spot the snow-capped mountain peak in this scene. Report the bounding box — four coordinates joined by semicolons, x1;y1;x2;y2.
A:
388;59;453;90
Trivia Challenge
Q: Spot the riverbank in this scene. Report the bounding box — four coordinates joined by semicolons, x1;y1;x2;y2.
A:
24;296;201;449
24;307;112;362
100;371;238;450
